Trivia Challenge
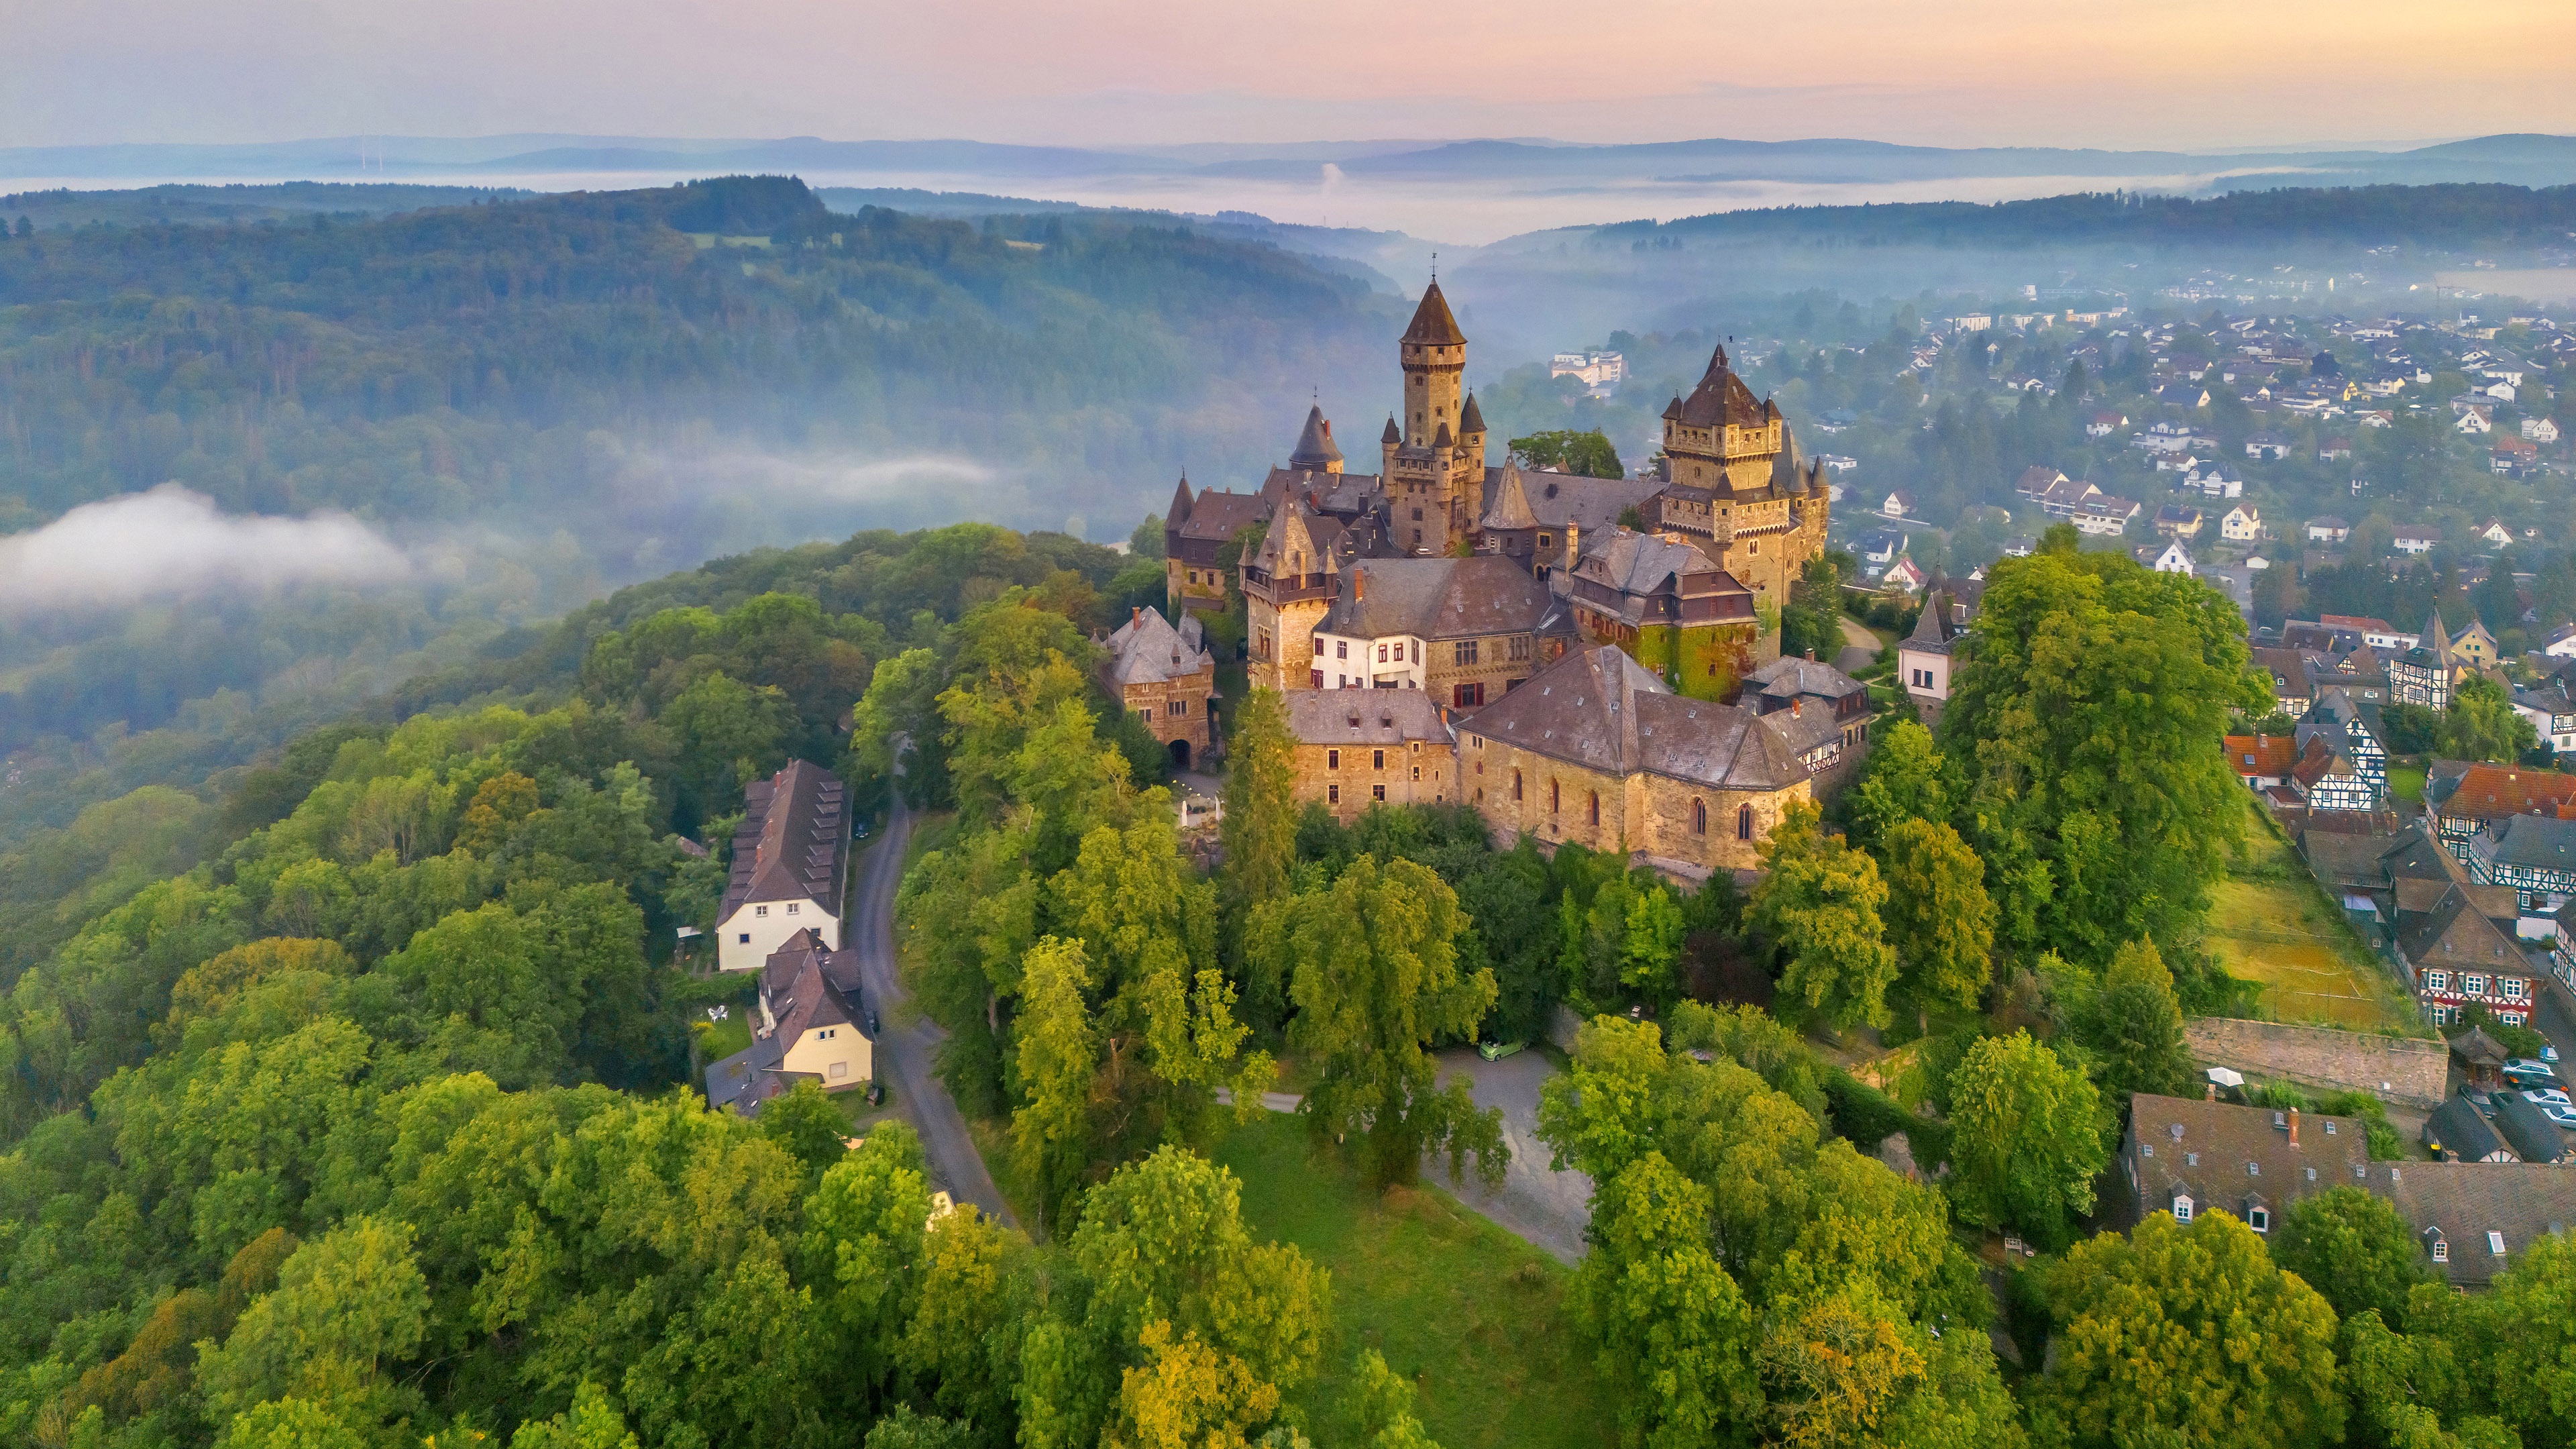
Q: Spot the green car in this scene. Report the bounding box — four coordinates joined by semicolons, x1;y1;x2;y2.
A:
1477;1040;1525;1062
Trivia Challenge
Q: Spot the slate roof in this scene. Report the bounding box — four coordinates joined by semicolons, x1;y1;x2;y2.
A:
705;929;870;1119
1483;468;1660;533
1288;405;1344;469
2425;1094;2514;1163
1401;281;1466;345
1739;655;1866;709
2396;883;2527;975
2491;1091;2574;1165
2125;1093;2371;1226
1318;556;1566;642
1104;606;1214;687
2298;826;2406;891
1480;465;1540;531
2476;812;2576;874
1672;345;1771;429
723;761;847;920
2382;1159;2576;1286
1464;643;1807;791
1570;529;1733;620
1283;690;1454;748
2451;1026;2511;1069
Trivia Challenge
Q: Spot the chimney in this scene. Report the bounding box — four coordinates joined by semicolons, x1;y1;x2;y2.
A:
1355;572;1364;601
1806;648;1817;662
2288;1108;2300;1147
1132;606;1142;624
1791;698;1803;716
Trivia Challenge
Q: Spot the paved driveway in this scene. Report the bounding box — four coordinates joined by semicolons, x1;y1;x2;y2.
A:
1429;1046;1593;1263
853;797;1018;1228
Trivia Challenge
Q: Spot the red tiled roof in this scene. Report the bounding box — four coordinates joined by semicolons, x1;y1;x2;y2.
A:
2439;765;2576;822
2224;734;2299;779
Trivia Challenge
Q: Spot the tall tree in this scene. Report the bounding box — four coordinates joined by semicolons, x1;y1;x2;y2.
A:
1944;1030;2105;1242
1218;687;1298;1021
1574;1152;1762;1449
2075;938;2193;1102
2270;1187;2430;1329
2443;675;2539;763
2032;1210;2345;1449
1877;817;1995;1016
1939;541;2267;962
1273;855;1506;1188
1750;804;1898;1032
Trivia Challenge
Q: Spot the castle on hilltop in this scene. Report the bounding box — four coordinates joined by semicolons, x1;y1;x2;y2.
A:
1165;281;1833;705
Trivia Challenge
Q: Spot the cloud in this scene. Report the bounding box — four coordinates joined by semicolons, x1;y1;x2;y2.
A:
0;484;410;610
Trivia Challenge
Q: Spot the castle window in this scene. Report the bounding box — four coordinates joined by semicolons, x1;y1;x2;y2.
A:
1374;784;1387;802
1513;770;1523;801
1373;750;1385;769
1551;780;1560;814
1539;534;1552;548
1737;804;1756;840
1379;644;1389;663
1327;749;1340;769
1455;640;1479;666
1328;784;1340;804
1336;640;1348;659
1588;793;1600;827
1411;641;1421;664
1509;634;1530;661
1693;800;1707;835
1412;766;1421;781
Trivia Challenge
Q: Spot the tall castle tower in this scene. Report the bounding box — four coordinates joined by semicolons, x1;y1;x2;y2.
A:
1384;282;1486;555
1648;345;1831;601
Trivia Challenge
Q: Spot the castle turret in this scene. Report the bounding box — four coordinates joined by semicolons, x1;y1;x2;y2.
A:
1458;390;1489;474
1401;281;1467;446
1288;403;1344;474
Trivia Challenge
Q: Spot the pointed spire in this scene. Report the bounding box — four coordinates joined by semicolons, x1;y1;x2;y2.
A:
1661;395;1684;421
1708;342;1729;374
1770;421;1804;494
1482;464;1539;531
1167;472;1193;525
1434;419;1454;449
1289;403;1343;469
1458;391;1486;435
1403;280;1466;345
1381;415;1401;445
2421;606;2451;661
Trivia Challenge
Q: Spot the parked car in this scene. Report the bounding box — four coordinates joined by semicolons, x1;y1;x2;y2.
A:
2534;1098;2576;1130
2522;1087;2572;1108
2547;1044;2563;1063
2505;1058;2560;1085
1478;1040;1526;1062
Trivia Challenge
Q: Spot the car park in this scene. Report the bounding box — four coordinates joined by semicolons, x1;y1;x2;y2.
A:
2505;1058;2560;1085
2533;1097;2576;1130
2522;1087;2572;1109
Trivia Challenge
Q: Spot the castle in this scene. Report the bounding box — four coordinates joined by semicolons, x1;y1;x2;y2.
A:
1169;281;1833;708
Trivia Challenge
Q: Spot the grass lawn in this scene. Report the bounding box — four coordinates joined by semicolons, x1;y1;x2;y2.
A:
2207;797;2426;1035
2389;765;2428;803
1212;1113;1609;1449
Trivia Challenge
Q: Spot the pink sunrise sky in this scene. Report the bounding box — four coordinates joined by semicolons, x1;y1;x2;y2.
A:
7;0;2573;152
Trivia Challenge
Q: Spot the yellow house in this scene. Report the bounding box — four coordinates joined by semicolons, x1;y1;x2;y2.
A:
704;929;875;1115
2220;504;2262;543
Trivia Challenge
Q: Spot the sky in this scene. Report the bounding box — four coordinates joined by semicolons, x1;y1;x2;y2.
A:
7;0;2573;154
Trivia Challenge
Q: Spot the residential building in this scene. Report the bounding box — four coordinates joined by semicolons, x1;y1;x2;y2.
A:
2297;688;2389;805
1305;555;1573;708
2128;1094;2576;1287
2493;437;2540;477
717;762;849;973
2086;411;2126;437
1458;643;1818;880
2387;608;2467;708
2133;539;2193;575
2153;504;2204;539
2306;516;2351;543
2247;647;2318;713
2424;1093;2516;1163
1283;690;1458;822
1102;606;1218;771
1898;582;1978;730
2457;406;2493;435
2428;762;2576;853
2512;676;2576;754
1647;344;1835;600
2245;431;2292;460
2225;734;2300;792
1549;350;1626;388
2318;614;2414;651
1882;557;1929;593
2292;732;2379;813
1880;489;1915;519
704;930;873;1115
2469;812;2576;909
2069;495;2142;536
2220;504;2262;542
2545;623;2576;660
2477;517;2517;547
1735;654;1873;790
2396;881;2539;1028
2392;526;2441;556
2526;417;2562;443
2490;1092;2575;1166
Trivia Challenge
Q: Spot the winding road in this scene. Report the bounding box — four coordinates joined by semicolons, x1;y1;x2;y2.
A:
854;795;1018;1228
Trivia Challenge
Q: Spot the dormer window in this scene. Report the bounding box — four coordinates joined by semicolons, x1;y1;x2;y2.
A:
755;906;769;918
2173;1194;2194;1222
2490;1232;2508;1256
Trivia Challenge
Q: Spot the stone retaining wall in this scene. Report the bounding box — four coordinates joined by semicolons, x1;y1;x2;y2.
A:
2185;1017;2447;1107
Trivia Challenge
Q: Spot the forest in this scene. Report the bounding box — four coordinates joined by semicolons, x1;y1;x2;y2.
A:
0;175;1389;855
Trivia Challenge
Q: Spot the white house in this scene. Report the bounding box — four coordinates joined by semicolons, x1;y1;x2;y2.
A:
2545;623;2576;659
2306;516;2351;543
2392;527;2440;556
2220;505;2262;543
1882;557;1928;593
717;761;851;973
2527;417;2563;443
2483;380;2518;403
1309;626;1427;691
2457;407;2493;435
2087;411;2127;437
2479;518;2516;547
2245;431;2292;460
2070;496;2141;536
2133;539;2194;575
1881;490;1916;519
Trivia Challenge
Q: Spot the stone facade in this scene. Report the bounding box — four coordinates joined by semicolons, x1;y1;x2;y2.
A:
1458;643;1816;876
1648;345;1833;604
2183;1018;2449;1108
1283;691;1458;822
1102;606;1218;771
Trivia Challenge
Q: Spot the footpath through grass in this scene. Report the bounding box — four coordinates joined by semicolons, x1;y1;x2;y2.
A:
1212;1112;1608;1449
2206;795;2426;1034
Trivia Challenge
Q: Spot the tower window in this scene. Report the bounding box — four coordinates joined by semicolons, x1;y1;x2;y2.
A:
1551;780;1560;814
1737;804;1756;840
1373;749;1385;769
1692;799;1707;835
1588;792;1600;827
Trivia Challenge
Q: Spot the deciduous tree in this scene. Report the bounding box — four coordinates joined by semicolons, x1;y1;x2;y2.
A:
1750;804;1898;1032
1944;1030;2105;1241
1878;818;1995;1015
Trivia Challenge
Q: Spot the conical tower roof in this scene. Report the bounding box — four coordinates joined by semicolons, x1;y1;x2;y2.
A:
2420;606;2451;660
1769;416;1805;494
1675;343;1762;428
1167;473;1193;525
1402;281;1466;345
1381;415;1401;445
1288;404;1342;469
1459;391;1486;435
1482;465;1539;531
